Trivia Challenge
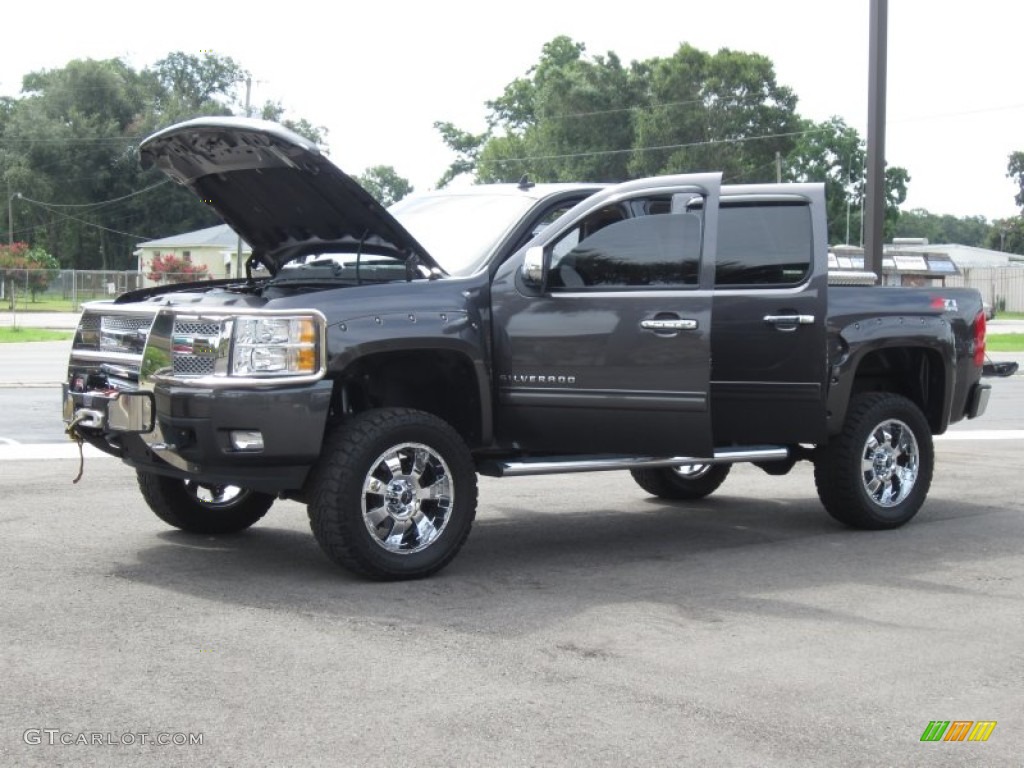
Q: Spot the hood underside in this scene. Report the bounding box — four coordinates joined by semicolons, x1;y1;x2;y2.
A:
139;117;440;275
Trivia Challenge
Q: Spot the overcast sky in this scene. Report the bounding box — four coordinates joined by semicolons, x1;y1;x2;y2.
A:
2;0;1021;222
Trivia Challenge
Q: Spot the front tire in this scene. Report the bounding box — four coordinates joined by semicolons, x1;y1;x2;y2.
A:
631;463;731;500
136;471;274;534
814;393;934;530
307;408;478;581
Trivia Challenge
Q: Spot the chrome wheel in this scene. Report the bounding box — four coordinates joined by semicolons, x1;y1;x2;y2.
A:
184;481;247;508
138;471;273;534
672;464;713;479
361;442;454;554
860;418;919;507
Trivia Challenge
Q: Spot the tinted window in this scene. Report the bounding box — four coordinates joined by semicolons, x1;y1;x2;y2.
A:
716;202;812;286
550;212;702;290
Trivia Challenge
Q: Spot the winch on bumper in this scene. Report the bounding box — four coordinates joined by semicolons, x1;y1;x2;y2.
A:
64;304;332;494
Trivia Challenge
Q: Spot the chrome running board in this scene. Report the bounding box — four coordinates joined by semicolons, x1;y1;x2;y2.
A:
479;446;789;478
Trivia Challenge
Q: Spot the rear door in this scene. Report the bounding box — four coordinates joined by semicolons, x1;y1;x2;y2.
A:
709;189;829;444
489;174;721;457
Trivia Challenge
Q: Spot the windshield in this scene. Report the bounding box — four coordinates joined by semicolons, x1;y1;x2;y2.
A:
388;192;541;276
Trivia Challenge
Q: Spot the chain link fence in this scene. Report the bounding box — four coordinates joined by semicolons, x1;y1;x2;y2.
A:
946;267;1024;314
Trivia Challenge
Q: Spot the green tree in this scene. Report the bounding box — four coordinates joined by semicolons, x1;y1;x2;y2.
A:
987;152;1024;255
259;101;329;146
784;116;908;244
986;217;1024;254
893;209;991;247
433;121;488;188
356;166;413;206
630;45;799;182
1007;150;1024;209
151;52;247;119
0;52;324;270
438;37;801;187
0;242;58;305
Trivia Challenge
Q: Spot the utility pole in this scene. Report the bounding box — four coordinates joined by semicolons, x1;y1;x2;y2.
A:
7;183;15;245
864;0;888;281
775;152;782;183
236;76;252;278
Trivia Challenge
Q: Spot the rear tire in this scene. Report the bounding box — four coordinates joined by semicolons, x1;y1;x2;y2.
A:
814;393;933;530
137;471;274;534
307;408;477;581
631;463;731;500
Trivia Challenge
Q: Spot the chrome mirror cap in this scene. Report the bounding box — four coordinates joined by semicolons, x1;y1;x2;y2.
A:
521;246;544;288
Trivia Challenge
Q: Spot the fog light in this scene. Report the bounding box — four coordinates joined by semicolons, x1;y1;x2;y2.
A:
230;430;264;451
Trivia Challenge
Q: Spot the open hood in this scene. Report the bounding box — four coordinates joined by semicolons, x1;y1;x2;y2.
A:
139;117;440;275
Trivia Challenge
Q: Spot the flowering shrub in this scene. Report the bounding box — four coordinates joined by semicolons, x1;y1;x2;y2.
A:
146;253;210;283
0;242;60;304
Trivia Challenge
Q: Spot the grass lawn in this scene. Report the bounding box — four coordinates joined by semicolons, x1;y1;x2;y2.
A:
3;298;81;313
987;333;1024;352
0;327;74;343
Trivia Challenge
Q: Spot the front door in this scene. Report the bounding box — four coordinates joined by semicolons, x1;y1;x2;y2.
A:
490;175;721;458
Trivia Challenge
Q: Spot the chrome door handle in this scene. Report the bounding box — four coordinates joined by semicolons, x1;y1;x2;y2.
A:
763;314;815;326
641;319;698;331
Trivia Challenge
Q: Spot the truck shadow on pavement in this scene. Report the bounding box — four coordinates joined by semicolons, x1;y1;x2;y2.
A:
112;492;1022;637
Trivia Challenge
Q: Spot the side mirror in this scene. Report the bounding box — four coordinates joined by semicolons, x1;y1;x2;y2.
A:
521;245;545;288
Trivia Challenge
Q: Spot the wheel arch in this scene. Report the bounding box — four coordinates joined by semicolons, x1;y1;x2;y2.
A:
827;341;952;436
330;346;492;448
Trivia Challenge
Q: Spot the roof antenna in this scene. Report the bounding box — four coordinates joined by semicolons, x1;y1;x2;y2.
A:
518;174;534;190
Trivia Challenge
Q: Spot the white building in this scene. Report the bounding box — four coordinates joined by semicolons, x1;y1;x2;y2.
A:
135;224;251;285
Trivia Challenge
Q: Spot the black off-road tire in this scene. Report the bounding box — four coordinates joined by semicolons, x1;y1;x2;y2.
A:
631;464;731;500
814;392;934;530
136;471;274;534
307;408;478;581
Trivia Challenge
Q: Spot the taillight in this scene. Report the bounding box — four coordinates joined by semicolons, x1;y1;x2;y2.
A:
973;310;986;367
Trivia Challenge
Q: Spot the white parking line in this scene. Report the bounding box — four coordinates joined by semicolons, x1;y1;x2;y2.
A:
0;443;116;461
937;430;1024;441
0;437;21;445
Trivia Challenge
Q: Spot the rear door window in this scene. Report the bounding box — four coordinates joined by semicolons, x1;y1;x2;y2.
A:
715;202;812;286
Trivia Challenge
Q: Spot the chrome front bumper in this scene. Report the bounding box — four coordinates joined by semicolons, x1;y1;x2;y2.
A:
63;386;155;434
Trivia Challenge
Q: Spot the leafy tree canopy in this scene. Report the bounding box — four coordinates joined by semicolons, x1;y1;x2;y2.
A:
0;52;334;271
356;166;414;207
437;37;1024;248
986;152;1024;255
438;36;801;186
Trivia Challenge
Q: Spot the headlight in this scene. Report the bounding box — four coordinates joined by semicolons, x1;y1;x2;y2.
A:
231;316;320;376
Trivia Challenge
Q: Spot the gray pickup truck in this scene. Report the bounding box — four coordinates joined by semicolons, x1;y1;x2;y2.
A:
63;118;1015;580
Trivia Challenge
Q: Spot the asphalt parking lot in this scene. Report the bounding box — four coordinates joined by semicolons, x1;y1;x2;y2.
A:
1;321;1022;765
3;445;1024;766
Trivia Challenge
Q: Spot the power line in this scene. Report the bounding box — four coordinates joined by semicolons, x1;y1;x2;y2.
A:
16;179;170;210
46;210;153;240
489;128;818;167
0;136;143;145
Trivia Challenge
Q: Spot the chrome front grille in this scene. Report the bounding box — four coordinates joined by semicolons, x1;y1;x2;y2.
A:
172;355;217;376
99;314;152;355
173;321;222;337
170;317;225;378
103;315;153;332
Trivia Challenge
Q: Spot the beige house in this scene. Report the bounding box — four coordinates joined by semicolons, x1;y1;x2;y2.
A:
135;224;251;286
